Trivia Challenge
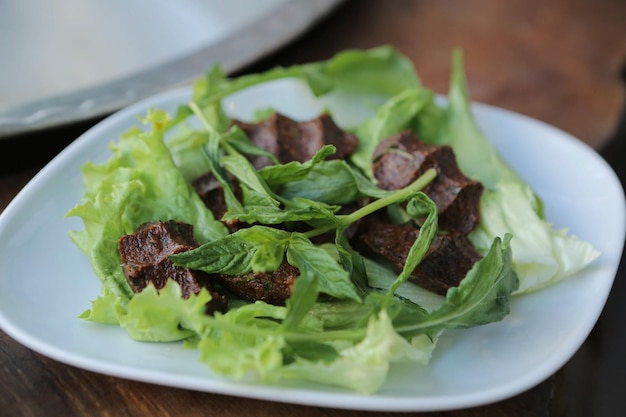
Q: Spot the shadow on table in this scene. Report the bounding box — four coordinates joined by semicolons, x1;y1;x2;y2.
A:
563;64;626;417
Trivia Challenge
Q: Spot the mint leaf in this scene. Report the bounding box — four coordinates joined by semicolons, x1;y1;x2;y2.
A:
170;226;290;274
287;233;361;303
260;145;337;187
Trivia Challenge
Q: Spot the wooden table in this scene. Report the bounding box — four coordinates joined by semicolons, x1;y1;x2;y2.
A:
1;1;625;416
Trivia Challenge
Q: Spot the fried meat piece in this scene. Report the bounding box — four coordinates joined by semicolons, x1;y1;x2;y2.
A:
352;214;482;296
118;220;227;314
216;260;299;305
372;131;483;234
233;112;358;168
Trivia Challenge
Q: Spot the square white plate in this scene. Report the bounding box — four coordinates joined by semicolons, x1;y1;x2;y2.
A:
0;79;624;411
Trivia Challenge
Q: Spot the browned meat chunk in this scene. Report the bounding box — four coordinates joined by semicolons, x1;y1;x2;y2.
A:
297;113;358;161
118;220;227;314
215;260;299;305
234;112;358;168
352;215;482;295
372;131;483;235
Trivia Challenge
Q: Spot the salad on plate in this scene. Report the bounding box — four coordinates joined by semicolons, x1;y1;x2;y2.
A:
66;46;599;394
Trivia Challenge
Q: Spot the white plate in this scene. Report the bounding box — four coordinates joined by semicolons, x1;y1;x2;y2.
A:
0;80;624;412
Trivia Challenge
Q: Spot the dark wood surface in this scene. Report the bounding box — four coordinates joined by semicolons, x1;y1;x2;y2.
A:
1;1;625;416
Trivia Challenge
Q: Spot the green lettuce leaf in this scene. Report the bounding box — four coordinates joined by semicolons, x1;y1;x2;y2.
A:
118;282;211;342
192;45;421;109
195;302;288;382
441;51;600;293
469;182;601;293
280;310;435;394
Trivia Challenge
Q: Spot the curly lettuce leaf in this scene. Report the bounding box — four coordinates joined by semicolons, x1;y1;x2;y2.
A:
67;110;229;299
118;282;212;342
280;310;435;394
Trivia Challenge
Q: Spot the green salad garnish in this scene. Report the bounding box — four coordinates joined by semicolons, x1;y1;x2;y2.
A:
66;46;599;394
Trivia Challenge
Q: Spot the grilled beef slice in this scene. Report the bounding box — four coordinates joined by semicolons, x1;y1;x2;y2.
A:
215;260;299;305
118;220;227;314
372;131;483;235
233;112;358;168
352;214;482;295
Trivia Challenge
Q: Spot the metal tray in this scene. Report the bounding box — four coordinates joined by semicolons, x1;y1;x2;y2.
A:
0;0;343;139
